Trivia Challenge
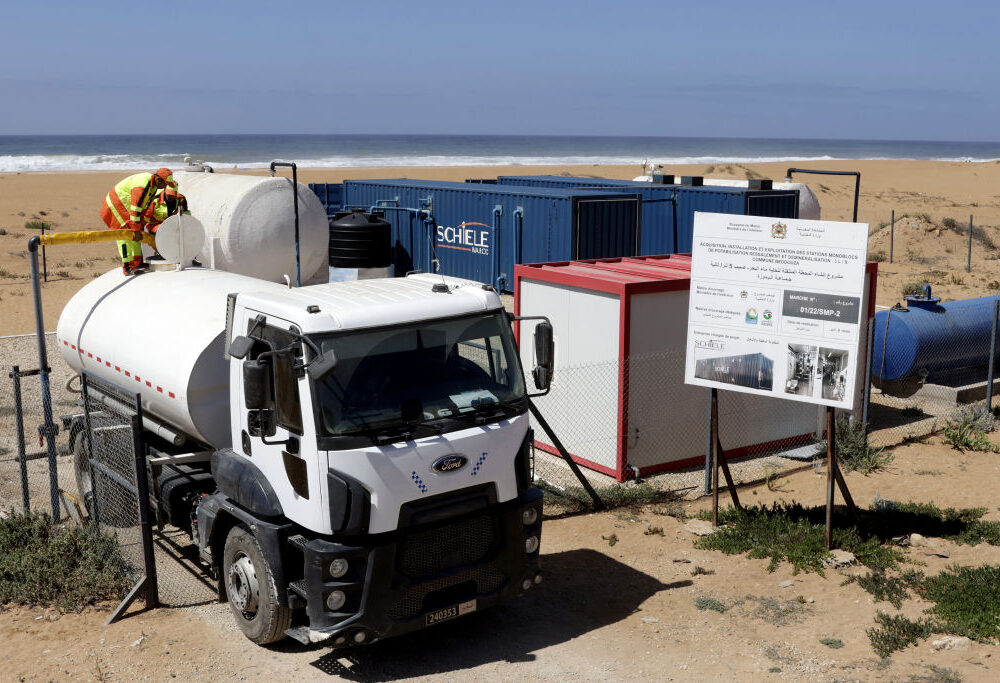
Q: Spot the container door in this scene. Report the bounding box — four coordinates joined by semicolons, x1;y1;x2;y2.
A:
375;207;420;275
745;192;800;219
574;198;640;260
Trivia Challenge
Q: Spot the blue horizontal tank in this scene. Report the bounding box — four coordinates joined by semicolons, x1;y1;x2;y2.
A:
341;179;642;291
872;292;1000;384
492;175;799;253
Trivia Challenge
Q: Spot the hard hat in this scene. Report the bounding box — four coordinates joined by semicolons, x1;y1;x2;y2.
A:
155;167;177;188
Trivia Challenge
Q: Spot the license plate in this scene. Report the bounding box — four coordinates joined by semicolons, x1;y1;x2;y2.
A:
425;599;476;626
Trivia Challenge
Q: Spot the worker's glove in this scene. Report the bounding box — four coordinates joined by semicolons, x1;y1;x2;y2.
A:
132;231;144;242
125;220;142;232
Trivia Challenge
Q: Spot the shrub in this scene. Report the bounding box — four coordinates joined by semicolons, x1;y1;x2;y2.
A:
694;502;904;575
23;219;51;232
870;250;887;262
901;281;925;297
694;596;728;613
867;611;933;657
941;217;959;230
0;511;131;611
943;404;997;452
818;415;892;474
916;564;1000;642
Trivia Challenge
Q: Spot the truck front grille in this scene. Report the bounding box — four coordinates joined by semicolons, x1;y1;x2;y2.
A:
388;566;505;620
401;514;495;577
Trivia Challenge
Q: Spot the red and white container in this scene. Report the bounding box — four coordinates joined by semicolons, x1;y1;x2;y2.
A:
515;255;877;481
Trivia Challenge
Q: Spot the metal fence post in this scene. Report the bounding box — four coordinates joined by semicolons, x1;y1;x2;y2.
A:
131;394;160;608
967;215;973;273
987;300;999;411
704;390;713;495
10;366;31;512
862;318;875;431
889;210;894;263
27;240;60;520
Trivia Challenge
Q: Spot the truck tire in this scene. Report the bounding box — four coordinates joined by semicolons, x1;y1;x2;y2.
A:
223;524;291;645
72;436;96;520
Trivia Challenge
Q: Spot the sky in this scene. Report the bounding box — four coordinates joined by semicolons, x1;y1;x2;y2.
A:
1;0;997;140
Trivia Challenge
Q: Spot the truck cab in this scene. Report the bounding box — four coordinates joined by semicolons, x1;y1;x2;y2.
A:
197;274;548;646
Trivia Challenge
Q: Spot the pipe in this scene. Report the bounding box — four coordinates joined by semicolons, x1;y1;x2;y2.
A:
512;206;524;269
785;168;861;222
270;161;300;287
86;384;188;447
492;205;503;291
38;229;157;247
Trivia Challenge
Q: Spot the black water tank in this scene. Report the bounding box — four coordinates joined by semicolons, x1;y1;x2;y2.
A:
329;210;391;268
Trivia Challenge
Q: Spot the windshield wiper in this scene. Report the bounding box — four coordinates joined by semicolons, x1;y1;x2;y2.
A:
469;398;523;424
369;421;442;446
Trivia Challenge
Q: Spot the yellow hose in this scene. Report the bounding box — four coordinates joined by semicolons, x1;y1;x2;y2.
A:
38;229;157;247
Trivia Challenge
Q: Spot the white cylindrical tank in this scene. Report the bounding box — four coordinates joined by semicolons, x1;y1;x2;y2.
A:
632;175;821;219
174;171;329;283
57;268;284;447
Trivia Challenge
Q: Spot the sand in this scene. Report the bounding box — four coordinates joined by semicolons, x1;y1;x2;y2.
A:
3;436;999;680
2;160;1000;335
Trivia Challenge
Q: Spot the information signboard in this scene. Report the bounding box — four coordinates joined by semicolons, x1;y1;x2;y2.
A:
684;212;869;408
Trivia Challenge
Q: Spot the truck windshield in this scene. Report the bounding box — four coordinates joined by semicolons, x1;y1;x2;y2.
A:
312;311;526;436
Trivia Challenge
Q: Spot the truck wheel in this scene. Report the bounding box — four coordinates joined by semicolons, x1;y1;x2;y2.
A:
72;435;97;520
223;524;291;645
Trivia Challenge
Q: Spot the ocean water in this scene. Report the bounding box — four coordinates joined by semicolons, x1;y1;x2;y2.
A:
0;134;998;173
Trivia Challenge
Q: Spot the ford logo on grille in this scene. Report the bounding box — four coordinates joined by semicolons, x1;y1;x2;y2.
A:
432;454;468;473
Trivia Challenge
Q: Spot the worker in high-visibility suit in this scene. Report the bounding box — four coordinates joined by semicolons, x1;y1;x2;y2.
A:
143;186;189;234
99;168;176;274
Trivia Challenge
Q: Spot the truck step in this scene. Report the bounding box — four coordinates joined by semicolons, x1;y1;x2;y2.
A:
288;534;308;551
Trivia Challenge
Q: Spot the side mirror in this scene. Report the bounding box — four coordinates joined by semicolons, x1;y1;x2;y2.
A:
532;321;554;391
229;335;254;360
243;359;272;410
307;349;338;381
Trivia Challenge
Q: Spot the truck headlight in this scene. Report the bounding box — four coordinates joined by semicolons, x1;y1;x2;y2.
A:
521;508;538;526
329;558;349;578
525;535;539;554
326;590;346;611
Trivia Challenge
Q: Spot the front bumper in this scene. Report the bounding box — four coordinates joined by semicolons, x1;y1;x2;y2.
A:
288;487;543;647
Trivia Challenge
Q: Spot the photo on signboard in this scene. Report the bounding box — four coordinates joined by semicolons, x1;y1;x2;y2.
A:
819;347;850;401
694;349;774;391
785;344;818;396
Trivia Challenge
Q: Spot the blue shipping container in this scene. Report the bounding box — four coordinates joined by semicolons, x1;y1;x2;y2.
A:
308;183;343;218
493;176;799;252
342;179;642;291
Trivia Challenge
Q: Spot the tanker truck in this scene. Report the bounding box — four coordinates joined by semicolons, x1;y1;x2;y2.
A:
57;264;550;647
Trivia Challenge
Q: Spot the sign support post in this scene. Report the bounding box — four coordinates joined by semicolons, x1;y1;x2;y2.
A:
710;388;741;526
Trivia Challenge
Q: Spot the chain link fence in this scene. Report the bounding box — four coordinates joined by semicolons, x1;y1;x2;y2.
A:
866;305;1000;448
0;334;77;518
78;373;217;608
528;348;828;510
0;335;215;611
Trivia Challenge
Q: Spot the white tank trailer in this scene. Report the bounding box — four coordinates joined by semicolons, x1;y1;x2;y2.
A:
173;171;329;283
57;266;548;648
57;268;284;447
